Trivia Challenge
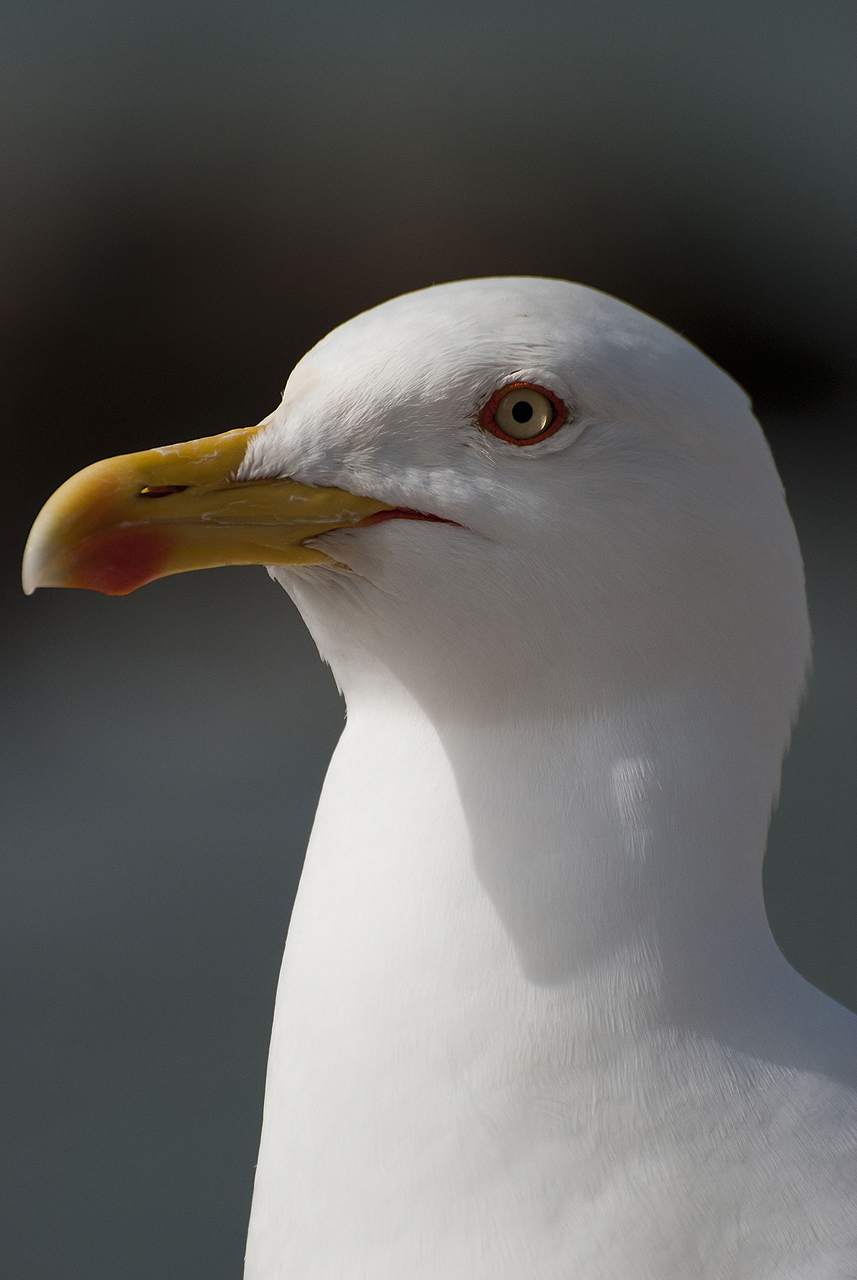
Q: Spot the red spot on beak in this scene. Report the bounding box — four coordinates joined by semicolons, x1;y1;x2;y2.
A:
67;528;173;596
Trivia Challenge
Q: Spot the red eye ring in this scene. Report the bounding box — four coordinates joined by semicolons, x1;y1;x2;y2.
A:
479;381;569;445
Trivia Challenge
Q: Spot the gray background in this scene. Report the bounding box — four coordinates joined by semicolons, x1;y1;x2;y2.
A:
1;3;855;1277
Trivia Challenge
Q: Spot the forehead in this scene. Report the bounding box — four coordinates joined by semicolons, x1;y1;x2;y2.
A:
292;281;573;405
282;277;749;438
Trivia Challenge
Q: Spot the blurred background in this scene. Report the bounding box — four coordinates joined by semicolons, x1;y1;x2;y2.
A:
1;2;855;1276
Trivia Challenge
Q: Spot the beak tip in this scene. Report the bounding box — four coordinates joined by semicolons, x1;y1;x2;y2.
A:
21;539;42;596
23;488;65;595
22;510;65;594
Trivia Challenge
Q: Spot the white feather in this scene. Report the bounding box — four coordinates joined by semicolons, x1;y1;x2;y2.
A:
239;279;854;1278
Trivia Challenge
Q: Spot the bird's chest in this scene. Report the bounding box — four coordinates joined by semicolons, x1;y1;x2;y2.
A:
247;1013;796;1280
244;718;856;1276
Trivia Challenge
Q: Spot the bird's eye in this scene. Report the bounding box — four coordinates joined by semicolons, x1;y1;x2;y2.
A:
480;382;567;445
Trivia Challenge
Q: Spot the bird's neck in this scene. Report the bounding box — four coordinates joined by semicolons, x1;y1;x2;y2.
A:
279;680;788;1059
247;681;798;1275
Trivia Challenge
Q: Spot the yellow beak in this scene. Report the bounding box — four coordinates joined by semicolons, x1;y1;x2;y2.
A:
22;424;392;596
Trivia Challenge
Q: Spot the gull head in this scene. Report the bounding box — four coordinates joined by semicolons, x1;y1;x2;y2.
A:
244;279;809;736
23;277;809;740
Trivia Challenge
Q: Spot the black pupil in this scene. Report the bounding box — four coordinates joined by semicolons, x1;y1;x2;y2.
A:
511;398;534;423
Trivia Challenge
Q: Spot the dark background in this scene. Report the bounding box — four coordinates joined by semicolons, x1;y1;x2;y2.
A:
1;3;855;1277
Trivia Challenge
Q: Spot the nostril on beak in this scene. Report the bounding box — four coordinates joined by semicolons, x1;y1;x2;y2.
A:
139;485;190;498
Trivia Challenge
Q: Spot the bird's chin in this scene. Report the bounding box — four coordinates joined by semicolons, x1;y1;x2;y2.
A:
295;509;467;575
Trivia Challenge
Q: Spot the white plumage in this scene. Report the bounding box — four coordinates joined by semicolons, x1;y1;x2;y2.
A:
237;279;857;1277
23;276;857;1277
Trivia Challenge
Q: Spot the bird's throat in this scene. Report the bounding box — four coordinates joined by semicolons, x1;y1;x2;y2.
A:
246;687;792;1276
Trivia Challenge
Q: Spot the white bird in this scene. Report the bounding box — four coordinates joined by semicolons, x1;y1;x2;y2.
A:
23;278;857;1278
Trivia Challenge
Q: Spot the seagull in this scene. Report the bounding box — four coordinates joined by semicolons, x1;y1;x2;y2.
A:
23;278;857;1277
